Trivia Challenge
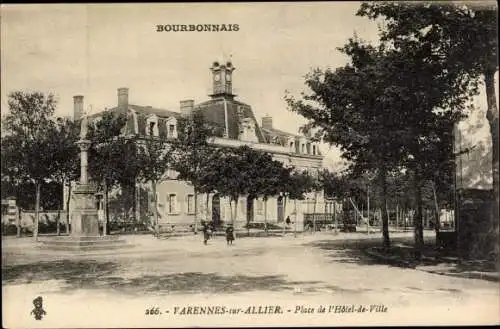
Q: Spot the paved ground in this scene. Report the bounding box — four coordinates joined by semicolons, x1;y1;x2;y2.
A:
2;231;499;327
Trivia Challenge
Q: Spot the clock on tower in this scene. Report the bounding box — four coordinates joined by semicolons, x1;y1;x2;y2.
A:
210;60;236;99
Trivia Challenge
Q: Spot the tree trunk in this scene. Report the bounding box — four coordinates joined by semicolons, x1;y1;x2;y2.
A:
65;182;71;234
396;203;399;230
206;193;210;223
282;194;287;237
56;209;60;236
333;201;338;234
135;179;140;222
247;195;254;236
414;183;424;260
432;182;440;241
193;187;198;234
132;181;137;221
16;207;21;238
380;171;390;249
312;191;318;233
234;196;238;239
152;181;158;237
34;182;41;241
484;69;499;268
293;199;298;238
104;181;109;236
264;197;268;236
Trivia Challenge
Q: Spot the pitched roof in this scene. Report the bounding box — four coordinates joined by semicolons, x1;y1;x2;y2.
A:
85;104;180;137
128;105;180;119
193;97;266;143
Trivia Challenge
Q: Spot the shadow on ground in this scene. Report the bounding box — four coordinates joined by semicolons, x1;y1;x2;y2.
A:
2;259;329;296
307;236;497;276
306;238;396;266
306;237;439;269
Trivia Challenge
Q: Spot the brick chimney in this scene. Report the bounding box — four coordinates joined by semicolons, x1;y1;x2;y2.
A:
262;115;273;130
73;95;84;120
180;99;194;117
118;87;129;108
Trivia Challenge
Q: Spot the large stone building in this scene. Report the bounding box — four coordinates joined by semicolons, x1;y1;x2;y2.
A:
65;60;326;230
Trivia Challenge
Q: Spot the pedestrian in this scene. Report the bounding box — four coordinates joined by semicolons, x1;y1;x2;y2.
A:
225;224;235;245
209;221;216;239
286;216;291;225
202;221;210;245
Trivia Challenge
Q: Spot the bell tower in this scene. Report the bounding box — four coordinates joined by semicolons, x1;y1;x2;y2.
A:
210;60;236;99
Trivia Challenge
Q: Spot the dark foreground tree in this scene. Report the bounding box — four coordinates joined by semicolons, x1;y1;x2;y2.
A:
1;91;58;240
358;0;499;264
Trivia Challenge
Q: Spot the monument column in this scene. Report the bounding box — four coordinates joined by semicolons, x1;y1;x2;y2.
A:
71;114;100;237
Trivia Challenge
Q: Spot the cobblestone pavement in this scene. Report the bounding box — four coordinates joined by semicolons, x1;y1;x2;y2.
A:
2;231;499;327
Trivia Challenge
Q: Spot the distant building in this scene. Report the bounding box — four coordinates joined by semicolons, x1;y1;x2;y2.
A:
65;60;326;230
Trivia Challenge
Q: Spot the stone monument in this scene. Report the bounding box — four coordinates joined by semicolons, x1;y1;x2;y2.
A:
39;109;131;252
71;113;100;237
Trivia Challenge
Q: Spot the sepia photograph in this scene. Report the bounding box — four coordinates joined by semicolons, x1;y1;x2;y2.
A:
1;2;499;328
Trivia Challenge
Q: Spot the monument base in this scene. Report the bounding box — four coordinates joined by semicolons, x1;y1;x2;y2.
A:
71;183;100;237
38;235;133;252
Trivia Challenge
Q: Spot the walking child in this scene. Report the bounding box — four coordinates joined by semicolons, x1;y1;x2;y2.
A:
225;224;235;245
202;221;210;245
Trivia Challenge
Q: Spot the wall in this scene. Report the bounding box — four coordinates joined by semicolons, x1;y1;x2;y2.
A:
19;210;66;230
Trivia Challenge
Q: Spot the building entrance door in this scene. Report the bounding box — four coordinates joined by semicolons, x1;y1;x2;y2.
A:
277;196;284;222
212;194;220;225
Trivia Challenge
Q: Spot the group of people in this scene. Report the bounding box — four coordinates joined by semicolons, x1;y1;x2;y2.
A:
201;221;234;246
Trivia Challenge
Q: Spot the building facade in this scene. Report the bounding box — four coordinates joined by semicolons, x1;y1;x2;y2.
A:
65;60;326;231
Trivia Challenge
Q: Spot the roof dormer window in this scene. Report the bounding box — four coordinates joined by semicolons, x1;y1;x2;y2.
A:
146;114;159;136
149;122;155;136
168;124;175;138
166;117;178;139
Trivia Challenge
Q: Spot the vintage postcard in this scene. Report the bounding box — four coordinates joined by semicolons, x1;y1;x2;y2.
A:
1;2;499;328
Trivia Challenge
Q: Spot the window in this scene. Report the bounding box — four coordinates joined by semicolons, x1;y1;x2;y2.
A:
166;118;178;138
312;145;316;155
239;198;246;216
301;144;305;153
187;194;195;214
256;199;264;216
168;194;177;214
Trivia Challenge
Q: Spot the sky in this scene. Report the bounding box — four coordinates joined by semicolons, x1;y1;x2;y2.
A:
0;2;497;172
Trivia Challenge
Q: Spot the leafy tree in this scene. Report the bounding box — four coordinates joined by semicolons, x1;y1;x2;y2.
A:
358;0;498;263
241;149;290;235
198;145;291;237
286;40;408;248
1;91;58;240
287;21;474;252
136;135;175;237
47;117;80;235
87;111;132;234
172;111;218;231
281;170;316;237
206;147;247;229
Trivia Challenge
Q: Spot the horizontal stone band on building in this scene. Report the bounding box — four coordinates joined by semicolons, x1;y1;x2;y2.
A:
156;24;240;32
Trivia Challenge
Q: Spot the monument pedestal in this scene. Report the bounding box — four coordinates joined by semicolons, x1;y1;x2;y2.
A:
71;183;100;237
39;184;131;252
